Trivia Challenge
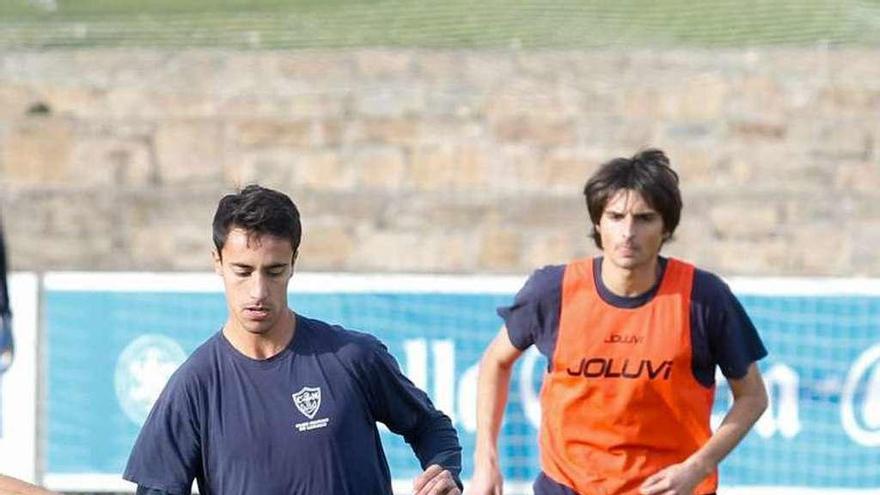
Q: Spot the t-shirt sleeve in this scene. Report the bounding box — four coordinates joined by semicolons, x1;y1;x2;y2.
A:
497;265;564;352
123;368;202;494
695;271;768;380
358;338;462;488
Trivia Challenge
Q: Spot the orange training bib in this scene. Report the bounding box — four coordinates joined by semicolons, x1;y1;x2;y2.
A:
539;258;717;495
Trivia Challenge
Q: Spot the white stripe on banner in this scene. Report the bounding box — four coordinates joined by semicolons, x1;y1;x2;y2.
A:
727;277;880;296
43;272;528;294
43;271;880;296
724;489;880;495
41;474;880;495
43;474;135;492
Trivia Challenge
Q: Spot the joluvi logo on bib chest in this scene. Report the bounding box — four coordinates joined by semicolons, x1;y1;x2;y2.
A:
292;386;330;432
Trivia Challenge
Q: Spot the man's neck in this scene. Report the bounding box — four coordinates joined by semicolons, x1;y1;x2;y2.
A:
600;256;661;297
223;309;296;360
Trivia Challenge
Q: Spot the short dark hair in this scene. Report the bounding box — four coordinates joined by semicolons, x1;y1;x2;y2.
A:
212;184;302;258
583;148;681;250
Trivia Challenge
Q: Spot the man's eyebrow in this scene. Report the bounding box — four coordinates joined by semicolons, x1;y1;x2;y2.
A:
229;262;288;270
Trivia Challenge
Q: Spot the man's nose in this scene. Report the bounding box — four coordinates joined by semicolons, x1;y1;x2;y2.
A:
621;215;636;238
249;273;269;300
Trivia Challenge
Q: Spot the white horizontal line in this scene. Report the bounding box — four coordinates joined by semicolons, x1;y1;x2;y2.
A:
43;272;222;293
43;474;136;492
289;273;526;294
38;271;880;296
727;277;880;296
41;475;880;495
42;272;527;294
721;488;880;495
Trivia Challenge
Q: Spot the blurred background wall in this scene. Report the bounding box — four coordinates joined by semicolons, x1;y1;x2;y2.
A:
1;48;879;276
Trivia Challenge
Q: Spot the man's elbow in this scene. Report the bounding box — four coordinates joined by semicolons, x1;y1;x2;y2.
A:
478;328;523;374
743;382;769;423
734;364;770;420
479;342;520;373
755;386;769;415
479;350;508;373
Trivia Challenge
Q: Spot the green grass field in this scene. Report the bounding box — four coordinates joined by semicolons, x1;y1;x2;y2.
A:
1;0;880;49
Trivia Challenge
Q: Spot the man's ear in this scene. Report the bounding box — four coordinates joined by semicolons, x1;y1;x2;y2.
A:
212;249;223;276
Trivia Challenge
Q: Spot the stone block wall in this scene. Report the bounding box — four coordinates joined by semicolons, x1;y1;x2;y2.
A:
0;48;878;276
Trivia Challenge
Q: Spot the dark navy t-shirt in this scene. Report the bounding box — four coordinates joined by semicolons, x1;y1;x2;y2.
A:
498;257;767;495
124;314;462;495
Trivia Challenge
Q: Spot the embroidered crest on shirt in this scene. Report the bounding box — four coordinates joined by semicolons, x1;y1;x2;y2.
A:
292;386;321;419
292;386;330;432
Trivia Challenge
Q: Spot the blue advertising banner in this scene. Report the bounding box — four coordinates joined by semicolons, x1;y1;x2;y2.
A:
42;273;880;492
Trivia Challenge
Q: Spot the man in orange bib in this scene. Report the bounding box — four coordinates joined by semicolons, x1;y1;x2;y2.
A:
470;149;769;495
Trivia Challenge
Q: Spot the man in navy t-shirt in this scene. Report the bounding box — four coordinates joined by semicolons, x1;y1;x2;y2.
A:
124;185;462;495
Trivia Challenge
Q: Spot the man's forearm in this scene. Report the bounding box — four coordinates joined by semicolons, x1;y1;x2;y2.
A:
688;386;768;475
0;475;57;495
470;329;524;494
474;354;515;466
407;412;463;487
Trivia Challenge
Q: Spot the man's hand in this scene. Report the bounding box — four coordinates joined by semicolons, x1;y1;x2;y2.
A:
641;363;766;495
467;462;504;495
639;459;711;495
413;464;461;495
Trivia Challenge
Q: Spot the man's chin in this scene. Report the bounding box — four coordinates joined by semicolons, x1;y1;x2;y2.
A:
240;320;274;335
610;256;647;270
